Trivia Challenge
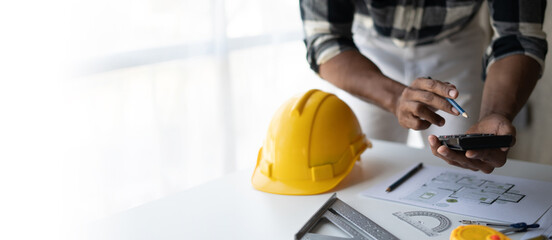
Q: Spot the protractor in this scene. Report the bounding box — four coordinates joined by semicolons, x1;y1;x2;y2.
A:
393;211;452;237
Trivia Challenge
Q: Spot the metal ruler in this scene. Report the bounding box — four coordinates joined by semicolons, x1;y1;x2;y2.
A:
296;193;399;240
393;211;451;237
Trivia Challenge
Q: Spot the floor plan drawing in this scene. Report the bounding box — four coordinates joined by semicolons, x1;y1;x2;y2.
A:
403;171;525;207
361;164;552;223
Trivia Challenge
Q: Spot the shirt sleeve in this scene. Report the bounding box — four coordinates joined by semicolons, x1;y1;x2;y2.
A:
300;0;357;73
483;0;548;80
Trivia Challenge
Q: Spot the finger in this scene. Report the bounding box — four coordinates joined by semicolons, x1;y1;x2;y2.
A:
437;146;478;171
461;154;496;173
428;135;455;164
443;156;464;168
497;122;516;149
410;102;445;126
437;145;478;171
403;88;458;116
466;149;507;168
444;82;459;91
466;158;495;174
428;136;465;168
428;135;439;145
497;120;517;135
402;114;431;130
411;77;458;99
428;135;441;153
396;101;432;130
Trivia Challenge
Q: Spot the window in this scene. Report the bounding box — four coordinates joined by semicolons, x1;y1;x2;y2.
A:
66;0;333;221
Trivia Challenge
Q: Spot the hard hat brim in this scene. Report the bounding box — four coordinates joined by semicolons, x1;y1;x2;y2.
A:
251;153;360;195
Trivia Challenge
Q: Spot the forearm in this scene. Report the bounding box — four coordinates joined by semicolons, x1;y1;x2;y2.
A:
319;50;405;113
480;55;541;121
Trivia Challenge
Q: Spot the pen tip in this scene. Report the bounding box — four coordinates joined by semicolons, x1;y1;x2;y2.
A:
462;112;469;118
385;188;391;192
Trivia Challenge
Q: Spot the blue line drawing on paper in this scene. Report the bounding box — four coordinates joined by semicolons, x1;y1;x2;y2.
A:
403;172;526;207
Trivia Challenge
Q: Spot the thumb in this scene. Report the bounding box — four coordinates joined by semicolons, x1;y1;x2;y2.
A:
499;125;516;150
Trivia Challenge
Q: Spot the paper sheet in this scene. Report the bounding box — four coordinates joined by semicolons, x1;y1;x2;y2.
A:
361;164;552;223
522;207;552;239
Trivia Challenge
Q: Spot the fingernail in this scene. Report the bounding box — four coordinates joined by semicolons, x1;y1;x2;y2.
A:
439;119;445;126
438;146;447;156
448;89;458;98
428;136;436;146
451;107;459;115
466;151;476;158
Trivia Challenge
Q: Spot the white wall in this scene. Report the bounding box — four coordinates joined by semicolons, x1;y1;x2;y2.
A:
509;5;552;164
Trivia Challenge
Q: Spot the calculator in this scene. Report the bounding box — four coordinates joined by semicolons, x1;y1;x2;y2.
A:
437;134;513;151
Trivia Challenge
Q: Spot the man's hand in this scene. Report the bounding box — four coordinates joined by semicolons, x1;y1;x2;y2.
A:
394;77;461;130
428;114;516;173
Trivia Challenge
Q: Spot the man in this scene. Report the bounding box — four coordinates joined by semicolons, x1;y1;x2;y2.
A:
300;0;547;173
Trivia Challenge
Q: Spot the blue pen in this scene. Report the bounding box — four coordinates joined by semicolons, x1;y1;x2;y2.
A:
446;98;469;118
460;220;539;234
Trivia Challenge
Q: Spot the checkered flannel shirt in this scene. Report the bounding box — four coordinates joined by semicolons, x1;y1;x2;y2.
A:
300;0;548;80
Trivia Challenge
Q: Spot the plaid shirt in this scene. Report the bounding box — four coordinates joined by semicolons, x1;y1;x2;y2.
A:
300;0;548;79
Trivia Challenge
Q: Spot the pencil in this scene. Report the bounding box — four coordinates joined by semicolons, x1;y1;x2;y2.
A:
446;98;469;118
386;163;423;192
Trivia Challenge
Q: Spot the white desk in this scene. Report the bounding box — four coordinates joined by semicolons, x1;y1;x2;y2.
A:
84;140;552;240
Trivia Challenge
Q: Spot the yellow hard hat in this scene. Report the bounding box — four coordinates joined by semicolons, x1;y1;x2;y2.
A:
251;89;371;195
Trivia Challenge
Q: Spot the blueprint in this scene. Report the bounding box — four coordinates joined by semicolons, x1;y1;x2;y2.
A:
404;171;525;206
361;164;552;223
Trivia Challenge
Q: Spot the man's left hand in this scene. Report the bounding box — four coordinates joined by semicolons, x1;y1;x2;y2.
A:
428;114;516;173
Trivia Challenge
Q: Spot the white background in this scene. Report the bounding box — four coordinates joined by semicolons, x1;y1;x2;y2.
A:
0;1;550;240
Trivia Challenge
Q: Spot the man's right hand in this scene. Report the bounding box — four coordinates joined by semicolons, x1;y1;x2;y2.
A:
394;77;461;130
319;51;461;130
